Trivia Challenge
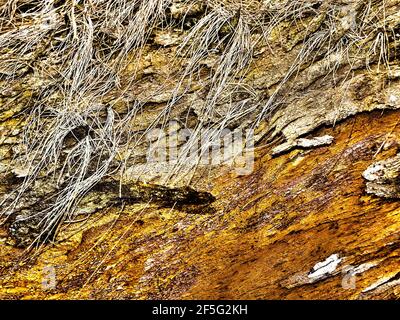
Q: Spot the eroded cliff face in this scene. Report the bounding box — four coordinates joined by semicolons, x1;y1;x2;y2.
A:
0;0;399;299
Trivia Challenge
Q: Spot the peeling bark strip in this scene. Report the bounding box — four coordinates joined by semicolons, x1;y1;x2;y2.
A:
98;181;215;207
272;135;334;156
281;254;343;289
363;154;400;198
9;181;215;247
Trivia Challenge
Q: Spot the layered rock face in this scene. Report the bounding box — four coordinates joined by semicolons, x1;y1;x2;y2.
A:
0;0;399;299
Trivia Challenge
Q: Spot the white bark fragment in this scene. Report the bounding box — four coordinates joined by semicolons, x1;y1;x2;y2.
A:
308;254;342;280
363;154;400;198
272;135;334;156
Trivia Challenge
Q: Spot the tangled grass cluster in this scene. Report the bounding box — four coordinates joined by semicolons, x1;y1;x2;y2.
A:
0;0;397;246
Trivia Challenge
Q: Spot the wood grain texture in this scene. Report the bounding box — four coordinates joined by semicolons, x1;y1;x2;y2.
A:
0;109;399;299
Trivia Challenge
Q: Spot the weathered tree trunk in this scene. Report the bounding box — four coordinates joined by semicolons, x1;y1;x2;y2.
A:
0;0;399;299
